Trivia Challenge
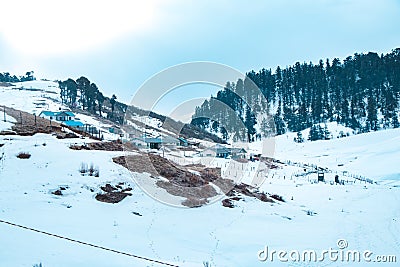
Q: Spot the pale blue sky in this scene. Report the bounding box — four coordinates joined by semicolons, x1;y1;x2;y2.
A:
1;0;400;121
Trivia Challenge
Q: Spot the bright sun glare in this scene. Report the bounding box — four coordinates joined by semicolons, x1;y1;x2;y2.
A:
0;0;159;56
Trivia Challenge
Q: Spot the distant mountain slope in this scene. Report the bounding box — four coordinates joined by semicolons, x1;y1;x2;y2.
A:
0;80;224;143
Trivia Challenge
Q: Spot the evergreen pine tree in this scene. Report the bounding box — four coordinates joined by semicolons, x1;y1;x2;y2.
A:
294;131;304;143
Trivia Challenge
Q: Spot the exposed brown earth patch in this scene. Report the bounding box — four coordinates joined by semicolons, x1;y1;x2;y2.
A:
70;140;138;151
112;153;284;208
1;107;63;136
95;183;132;204
112;153;219;205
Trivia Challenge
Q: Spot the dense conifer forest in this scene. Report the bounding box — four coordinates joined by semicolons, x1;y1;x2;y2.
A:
191;49;400;142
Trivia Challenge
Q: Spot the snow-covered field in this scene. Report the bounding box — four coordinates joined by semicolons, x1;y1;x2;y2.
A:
0;114;16;131
0;131;399;266
248;123;400;185
0;82;399;267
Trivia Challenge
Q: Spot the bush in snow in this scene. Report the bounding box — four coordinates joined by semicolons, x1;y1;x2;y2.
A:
89;163;99;177
89;163;95;176
306;210;316;216
93;167;100;177
79;162;88;174
16;152;31;159
79;162;99;177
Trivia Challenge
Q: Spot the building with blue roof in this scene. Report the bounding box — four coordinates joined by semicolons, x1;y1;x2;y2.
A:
62;120;84;128
143;135;180;149
39;110;85;130
39;110;75;121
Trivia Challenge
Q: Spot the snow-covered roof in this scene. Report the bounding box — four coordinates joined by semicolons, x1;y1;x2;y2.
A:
203;145;246;154
144;136;179;144
144;137;162;144
57;111;75;117
209;145;230;154
229;147;247;153
162;136;179;143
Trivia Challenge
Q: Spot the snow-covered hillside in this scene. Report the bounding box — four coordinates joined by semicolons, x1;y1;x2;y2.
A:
247;123;400;185
0;80;62;114
275;127;400;184
0;132;399;267
0;82;399;267
0;81;175;141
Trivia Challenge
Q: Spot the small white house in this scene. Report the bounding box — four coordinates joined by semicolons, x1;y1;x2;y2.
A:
197;145;247;159
39;111;75;121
